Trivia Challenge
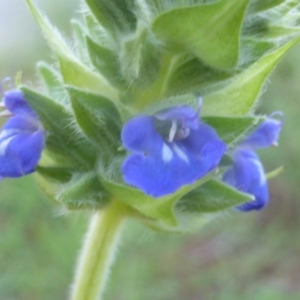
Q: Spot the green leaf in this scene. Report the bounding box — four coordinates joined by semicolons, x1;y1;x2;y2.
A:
26;0;118;102
85;0;137;35
21;87;98;167
37;62;68;105
202;37;300;116
176;179;254;213
202;115;260;145
144;179;254;233
240;38;275;67
152;0;250;70
120;27;162;87
56;172;110;210
68;87;122;152
265;26;300;40
165;55;232;96
86;36;125;87
249;0;287;13
99;166;212;227
71;20;92;66
58;57;118;101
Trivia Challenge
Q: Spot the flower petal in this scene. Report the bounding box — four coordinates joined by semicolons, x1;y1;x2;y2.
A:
2;115;39;132
155;106;199;128
3;90;37;117
242;112;283;149
121;115;163;153
179;123;220;156
223;149;268;211
0;130;45;177
122;139;226;198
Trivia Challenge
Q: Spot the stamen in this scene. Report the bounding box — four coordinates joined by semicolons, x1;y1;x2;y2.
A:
173;144;189;164
195;95;203;117
168;120;177;142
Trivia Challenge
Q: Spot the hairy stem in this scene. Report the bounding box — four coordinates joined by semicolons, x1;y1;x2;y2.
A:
70;201;127;300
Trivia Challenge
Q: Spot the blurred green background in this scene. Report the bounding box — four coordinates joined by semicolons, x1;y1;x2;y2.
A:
1;1;300;299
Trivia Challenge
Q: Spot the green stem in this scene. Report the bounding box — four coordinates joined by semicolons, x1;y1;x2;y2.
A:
70;201;127;300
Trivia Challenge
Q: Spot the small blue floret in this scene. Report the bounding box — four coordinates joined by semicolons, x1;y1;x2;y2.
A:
0;88;45;178
121;98;226;197
223;113;283;211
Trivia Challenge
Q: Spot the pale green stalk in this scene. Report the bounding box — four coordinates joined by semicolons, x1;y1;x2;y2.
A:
70;201;127;300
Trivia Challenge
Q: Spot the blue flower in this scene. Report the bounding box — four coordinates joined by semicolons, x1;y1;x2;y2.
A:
121;97;226;197
223;112;284;211
0;87;45;178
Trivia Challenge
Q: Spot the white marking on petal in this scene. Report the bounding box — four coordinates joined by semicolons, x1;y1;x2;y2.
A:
249;158;266;186
162;143;173;162
0;129;20;141
168;121;177;142
173;144;189;164
0;136;15;155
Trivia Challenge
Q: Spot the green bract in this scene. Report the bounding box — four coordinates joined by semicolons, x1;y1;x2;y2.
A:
24;0;300;233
